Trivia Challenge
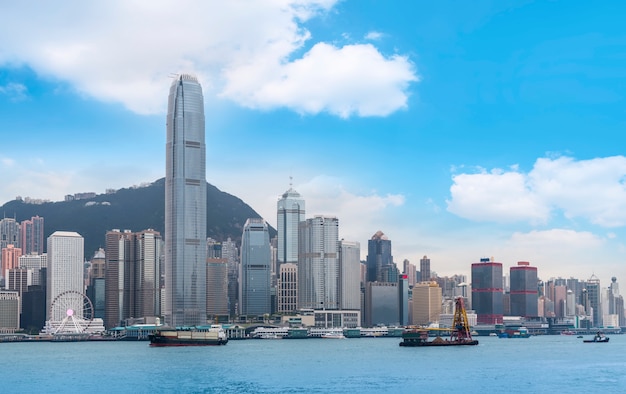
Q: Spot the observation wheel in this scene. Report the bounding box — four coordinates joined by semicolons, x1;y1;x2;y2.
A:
49;290;94;334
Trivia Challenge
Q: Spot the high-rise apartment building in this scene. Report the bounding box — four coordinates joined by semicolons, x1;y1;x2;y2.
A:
239;218;271;316
365;231;394;283
402;259;416;287
338;240;360;310
20;216;44;255
46;231;84;321
277;184;305;273
0;218;20;273
164;74;207;327
471;258;503;325
2;244;22;276
509;261;538;317
298;216;339;310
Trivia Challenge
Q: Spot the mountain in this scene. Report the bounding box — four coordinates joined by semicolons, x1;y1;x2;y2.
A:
0;178;275;257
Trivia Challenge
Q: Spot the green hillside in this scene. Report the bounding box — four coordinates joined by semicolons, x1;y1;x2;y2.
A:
0;178;275;256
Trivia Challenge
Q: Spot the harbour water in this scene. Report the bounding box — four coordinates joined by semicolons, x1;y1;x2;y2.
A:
2;334;625;393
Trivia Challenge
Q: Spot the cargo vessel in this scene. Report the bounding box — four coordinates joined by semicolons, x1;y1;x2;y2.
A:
400;297;479;347
148;325;228;346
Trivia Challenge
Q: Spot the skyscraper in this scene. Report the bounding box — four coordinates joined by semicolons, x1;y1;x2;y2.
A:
277;183;305;273
420;255;431;282
46;231;84;321
298;216;339;310
585;274;601;327
164;74;207;327
338;240;361;310
20;216;44;255
365;231;394;283
509;261;538;317
471;258;503;325
239;218;271;316
412;281;442;326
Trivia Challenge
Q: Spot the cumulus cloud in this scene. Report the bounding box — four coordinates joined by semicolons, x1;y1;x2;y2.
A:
0;1;417;117
447;155;626;227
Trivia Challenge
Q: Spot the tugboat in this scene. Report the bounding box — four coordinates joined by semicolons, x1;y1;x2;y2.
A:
583;332;609;343
400;297;479;347
149;325;228;347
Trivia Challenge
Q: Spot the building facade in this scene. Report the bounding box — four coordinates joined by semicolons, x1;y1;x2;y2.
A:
46;231;84;322
509;261;538;317
298;216;339;310
420;255;431;282
338;240;360;311
277;263;298;314
239;219;272;317
365;231;394;283
20;216;44;255
277;184;305;273
164;74;207;327
412;281;442;326
471;258;503;325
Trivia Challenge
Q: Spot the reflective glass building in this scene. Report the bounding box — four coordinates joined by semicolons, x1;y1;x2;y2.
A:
471;258;503;324
509;261;538;317
164;74;207;326
239;218;271;316
277;185;305;272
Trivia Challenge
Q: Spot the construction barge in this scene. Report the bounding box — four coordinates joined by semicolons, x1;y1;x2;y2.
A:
400;297;479;347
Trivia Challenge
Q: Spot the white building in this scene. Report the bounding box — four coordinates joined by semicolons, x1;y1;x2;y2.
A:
338;240;361;310
298;216;339;310
46;231;84;321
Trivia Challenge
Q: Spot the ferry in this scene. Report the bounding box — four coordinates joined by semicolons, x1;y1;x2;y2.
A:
148;325;228;346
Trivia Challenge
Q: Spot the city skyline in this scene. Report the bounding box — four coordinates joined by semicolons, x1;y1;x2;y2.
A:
1;1;626;283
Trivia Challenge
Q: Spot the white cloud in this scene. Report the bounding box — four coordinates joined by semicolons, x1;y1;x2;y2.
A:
447;169;549;223
0;83;27;101
0;1;417;117
365;31;384;41
447;155;626;227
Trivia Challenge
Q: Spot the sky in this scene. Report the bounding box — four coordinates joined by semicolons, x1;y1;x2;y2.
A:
1;0;625;285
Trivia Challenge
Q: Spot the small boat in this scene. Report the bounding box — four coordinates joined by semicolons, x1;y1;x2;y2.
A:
489;332;498;337
583;332;609;343
149;325;228;346
321;332;346;339
560;330;576;336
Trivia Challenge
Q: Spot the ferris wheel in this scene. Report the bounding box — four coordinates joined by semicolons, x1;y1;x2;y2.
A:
49;290;95;334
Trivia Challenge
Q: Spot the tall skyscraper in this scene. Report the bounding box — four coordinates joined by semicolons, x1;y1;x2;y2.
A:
509;261;538;317
365;231;394;283
298;216;339;310
338;240;361;310
420;255;431;282
471;258;503;325
0;218;20;273
277;183;305;273
164;74;207;327
104;229;162;328
20;216;44;255
585;274;601;327
239;218;271;316
2;244;22;275
46;231;84;321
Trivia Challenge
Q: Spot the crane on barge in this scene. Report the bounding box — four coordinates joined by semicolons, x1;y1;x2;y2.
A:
399;297;478;347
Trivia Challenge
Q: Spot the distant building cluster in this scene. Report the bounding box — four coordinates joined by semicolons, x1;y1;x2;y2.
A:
2;75;623;336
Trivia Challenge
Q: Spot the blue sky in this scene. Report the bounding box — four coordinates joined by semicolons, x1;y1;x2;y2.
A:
1;0;625;284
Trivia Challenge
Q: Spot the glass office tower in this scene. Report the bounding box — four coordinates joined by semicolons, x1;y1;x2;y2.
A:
164;74;207;327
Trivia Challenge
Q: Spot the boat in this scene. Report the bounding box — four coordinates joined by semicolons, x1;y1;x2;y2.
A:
148;325;228;346
583;332;609;343
489;332;498;337
560;330;576;336
400;297;479;347
498;327;531;338
321;331;346;339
